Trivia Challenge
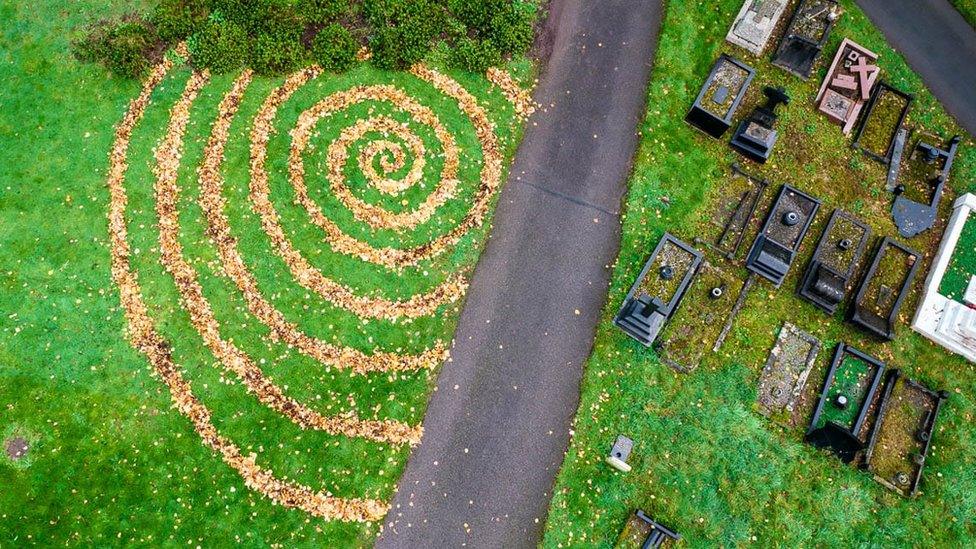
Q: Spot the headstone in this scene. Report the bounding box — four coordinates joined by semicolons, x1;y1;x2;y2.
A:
799;209;872;314
757;323;821;420
726;0;789;55
686;55;755;138
772;0;842;79
806;343;886;463
605;435;634;473
745;184;822;287
614;233;703;346
730;86;790;163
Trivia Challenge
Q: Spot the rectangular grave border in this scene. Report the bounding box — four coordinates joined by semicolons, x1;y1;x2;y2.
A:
685;54;756;139
657;261;743;373
614;233;704;346
772;0;840;79
725;0;790;55
707;163;769;259
851;82;914;164
798;209;872;314
850;237;921;340
805;343;886;463
745;184;822;287
757;322;821;418
863;369;949;497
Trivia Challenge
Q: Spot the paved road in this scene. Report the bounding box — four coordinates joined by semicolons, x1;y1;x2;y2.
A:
375;0;663;547
856;0;976;134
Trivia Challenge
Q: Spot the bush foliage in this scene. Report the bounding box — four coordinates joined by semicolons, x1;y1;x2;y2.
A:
74;0;539;77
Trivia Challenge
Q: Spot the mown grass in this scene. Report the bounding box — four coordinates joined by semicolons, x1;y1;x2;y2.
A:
542;0;976;546
0;0;530;545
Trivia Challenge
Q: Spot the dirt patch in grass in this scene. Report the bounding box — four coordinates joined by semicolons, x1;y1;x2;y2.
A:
4;436;29;461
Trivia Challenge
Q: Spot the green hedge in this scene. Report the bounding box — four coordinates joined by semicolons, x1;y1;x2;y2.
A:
73;0;540;77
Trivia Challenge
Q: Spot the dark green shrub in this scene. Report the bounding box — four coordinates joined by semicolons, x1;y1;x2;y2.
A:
189;20;249;73
311;23;358;72
74;19;161;78
151;0;209;43
448;0;505;32
450;37;500;72
251;31;307;74
366;0;445;69
489;0;535;55
296;0;351;24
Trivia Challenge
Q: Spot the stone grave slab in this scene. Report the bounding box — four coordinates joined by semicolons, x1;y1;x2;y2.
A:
757;322;821;420
614;233;703;346
799;209;872;314
726;0;789;55
815;38;879;134
772;0;841;79
745;184;822;287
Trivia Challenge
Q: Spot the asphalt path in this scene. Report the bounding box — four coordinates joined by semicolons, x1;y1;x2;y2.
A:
856;0;976;134
375;0;663;546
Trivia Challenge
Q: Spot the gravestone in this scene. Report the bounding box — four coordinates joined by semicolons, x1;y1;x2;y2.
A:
606;435;634;473
850;237;921;340
657;262;745;372
892;135;961;237
726;0;789;55
772;0;842;79
686;55;756;138
864;370;949;497
799;209;872;314
757;323;821;420
806;343;886;463
730;86;790;163
614;233;703;346
746;184;822;286
815;38;880;134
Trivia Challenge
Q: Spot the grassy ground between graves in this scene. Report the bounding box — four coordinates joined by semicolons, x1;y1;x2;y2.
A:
543;0;976;546
0;0;531;545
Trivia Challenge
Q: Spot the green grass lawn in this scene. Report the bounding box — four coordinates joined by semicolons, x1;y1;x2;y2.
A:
543;0;976;546
0;0;530;544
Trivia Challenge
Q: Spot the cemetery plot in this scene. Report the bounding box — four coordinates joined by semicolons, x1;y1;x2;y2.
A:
730;86;790;163
806;344;886;463
757;323;821;422
892;135;961;237
816;38;880;134
850;237;921;340
614;233;703;346
685;54;755;138
852;82;913;164
799;209;872;314
745;184;822;287
657;262;745;372
864;371;949;497
704;164;769;259
615;510;681;548
726;0;789;55
772;0;842;79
